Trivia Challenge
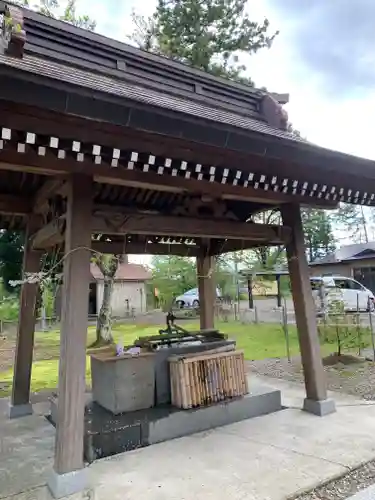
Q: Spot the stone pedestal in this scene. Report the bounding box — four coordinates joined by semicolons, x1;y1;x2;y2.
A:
90;352;155;414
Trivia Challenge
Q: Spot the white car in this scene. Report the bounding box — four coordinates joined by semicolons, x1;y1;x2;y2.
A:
175;287;221;308
310;276;375;312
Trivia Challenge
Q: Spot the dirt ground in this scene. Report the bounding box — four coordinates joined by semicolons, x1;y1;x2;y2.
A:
0;335;60;372
248;354;375;401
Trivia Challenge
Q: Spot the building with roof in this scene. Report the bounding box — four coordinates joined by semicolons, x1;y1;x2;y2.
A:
54;261;151;318
310;242;375;292
89;262;151;316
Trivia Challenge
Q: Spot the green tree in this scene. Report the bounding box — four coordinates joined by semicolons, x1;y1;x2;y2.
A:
332;203;369;243
245;207;335;268
151;254;235;308
301;208;336;262
0;231;24;293
12;0;96;30
151;255;197;308
131;0;278;85
214;256;234;297
250;209;285;268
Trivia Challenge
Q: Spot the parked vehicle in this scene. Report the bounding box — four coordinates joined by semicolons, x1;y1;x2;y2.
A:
175;287;222;308
310;275;375;312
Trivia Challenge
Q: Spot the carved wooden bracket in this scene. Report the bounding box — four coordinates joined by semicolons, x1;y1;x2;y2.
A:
173;197;238;221
1;5;26;58
45;195;66;224
103;214;130;233
260;94;288;131
31;216;66;249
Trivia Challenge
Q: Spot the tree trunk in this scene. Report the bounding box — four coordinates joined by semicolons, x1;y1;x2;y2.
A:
259;247;268;268
91;255;119;347
360;206;369;243
96;276;115;345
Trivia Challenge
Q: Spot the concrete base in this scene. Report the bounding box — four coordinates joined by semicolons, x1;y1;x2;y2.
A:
9;402;33;419
47;467;89;499
49;384;282;462
303;398;336;416
149;385;282;445
50;393;92;425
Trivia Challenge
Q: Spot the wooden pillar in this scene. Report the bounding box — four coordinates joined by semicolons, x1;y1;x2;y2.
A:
10;218;41;418
197;245;215;330
248;277;254;309
281;204;335;416
276;274;282;308
48;175;92;498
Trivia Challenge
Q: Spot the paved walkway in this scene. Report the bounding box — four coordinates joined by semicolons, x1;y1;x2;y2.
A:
348;485;375;500
2;377;375;500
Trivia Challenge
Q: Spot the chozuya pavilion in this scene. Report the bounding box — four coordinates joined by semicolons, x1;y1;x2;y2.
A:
1;1;374;497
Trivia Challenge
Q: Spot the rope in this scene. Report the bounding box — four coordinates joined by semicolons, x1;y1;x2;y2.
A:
11;236;274;286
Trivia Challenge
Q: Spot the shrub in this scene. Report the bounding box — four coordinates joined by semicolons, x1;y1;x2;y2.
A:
318;299;370;355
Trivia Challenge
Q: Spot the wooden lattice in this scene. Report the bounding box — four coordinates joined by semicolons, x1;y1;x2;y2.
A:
169;350;248;409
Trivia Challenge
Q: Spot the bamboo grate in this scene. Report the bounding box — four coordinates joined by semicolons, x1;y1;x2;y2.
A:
169;350;248;409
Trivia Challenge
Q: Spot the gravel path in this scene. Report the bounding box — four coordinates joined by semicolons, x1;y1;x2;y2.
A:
247;355;375;401
293;459;375;500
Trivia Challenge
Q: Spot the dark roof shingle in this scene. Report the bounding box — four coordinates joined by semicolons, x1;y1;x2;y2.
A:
0;53;300;143
311;242;375;265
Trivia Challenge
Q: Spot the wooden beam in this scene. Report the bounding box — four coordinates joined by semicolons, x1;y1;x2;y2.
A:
0;194;31;215
32;211;289;250
211;240;282;255
92;240;199;257
35;236;266;257
0;148;338;209
91;212;290;243
33;177;67;214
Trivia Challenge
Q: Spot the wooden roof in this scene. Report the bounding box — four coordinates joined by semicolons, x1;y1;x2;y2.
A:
0;0;374;236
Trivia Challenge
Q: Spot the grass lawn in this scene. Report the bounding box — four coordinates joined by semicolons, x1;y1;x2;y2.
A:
0;321;332;397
